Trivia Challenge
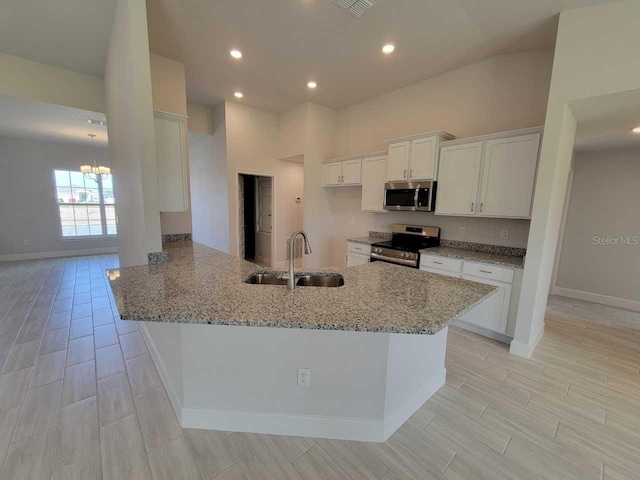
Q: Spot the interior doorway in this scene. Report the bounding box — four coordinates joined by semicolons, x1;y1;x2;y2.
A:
238;173;273;267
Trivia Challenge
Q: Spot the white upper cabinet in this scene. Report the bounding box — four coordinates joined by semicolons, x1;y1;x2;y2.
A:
409;136;436;180
361;155;388;212
387;142;410;181
436;142;483;216
385;131;454;182
435;128;542;219
323;162;342;186
342;159;362;185
479;133;541;218
154;111;189;212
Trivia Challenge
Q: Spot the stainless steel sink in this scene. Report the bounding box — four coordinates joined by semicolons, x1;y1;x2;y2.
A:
244;272;288;286
295;274;344;287
245;272;344;288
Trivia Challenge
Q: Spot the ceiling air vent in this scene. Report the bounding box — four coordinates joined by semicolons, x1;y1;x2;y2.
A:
331;0;377;18
88;119;107;127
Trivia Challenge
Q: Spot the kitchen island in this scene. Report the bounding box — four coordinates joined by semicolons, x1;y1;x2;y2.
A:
108;241;495;442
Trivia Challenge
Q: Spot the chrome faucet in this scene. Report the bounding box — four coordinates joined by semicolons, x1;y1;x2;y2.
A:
287;230;312;290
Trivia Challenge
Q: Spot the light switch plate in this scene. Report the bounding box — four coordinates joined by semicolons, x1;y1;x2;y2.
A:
500;230;510;240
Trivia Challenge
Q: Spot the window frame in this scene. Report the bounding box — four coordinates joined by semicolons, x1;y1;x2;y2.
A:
53;169;117;239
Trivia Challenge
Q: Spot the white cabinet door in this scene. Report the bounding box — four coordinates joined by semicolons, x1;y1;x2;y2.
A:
479;133;540;218
361;156;387;212
435;142;483;216
323;162;342;186
459;275;512;334
347;253;370;267
342;159;362;185
154;113;188;212
387;142;410;181
420;266;462;279
409;137;436;180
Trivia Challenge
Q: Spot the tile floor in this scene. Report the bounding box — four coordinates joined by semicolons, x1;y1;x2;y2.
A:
0;254;639;479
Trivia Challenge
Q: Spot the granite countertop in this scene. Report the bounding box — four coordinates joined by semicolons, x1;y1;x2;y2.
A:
420;247;525;268
346;237;380;245
107;241;496;335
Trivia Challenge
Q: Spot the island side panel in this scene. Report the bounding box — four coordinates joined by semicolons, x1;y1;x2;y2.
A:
141;322;184;409
382;327;448;439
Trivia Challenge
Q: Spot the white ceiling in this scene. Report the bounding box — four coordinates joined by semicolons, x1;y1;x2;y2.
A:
0;95;109;147
0;0;116;76
572;90;640;152
147;0;616;112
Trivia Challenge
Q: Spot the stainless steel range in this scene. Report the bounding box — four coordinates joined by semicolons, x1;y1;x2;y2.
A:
370;224;440;268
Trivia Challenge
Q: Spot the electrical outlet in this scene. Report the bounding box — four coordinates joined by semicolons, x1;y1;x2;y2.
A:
23;240;29;246
297;368;311;387
350;218;356;225
500;229;510;240
459;227;466;236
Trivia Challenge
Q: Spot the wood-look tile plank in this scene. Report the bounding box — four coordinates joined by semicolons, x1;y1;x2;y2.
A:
100;414;151;480
30;350;66;388
148;436;202;480
61;360;97;407
125;355;161;395
315;438;388;480
292;444;350;480
0;426;58;480
66;335;94;367
134;386;182;453
38;327;69;355
1;340;39;374
69;317;93;340
0;407;21;469
0;368;33;412
12;380;62;443
184;428;242;479
47;311;71;330
92;308;114;327
54;396;100;472
95;344;125;380
97;372;136;427
119;331;147;360
94;324;118;349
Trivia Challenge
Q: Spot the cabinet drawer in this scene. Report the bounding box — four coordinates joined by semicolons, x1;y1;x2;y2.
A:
347;242;371;255
420;266;462;279
420;255;462;273
462;262;514;283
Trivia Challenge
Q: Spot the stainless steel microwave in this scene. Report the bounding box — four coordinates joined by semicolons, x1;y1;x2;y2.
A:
384;181;437;212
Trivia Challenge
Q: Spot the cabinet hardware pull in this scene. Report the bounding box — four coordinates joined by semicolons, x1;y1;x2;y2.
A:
433;261;443;265
471;202;475;212
410;169;413;178
479;270;492;274
480;203;484;212
403;169;407;178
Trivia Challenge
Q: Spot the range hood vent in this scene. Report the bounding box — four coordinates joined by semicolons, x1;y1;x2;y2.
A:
331;0;377;18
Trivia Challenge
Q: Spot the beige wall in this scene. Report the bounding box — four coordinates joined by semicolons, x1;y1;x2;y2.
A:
334;50;553;156
149;53;192;235
190;105;229;252
513;0;640;356
0;53;105;113
0;136;117;258
187;102;216;136
105;0;162;267
555;149;640;305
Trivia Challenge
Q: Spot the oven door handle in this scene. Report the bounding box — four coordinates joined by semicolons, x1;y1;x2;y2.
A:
371;252;417;267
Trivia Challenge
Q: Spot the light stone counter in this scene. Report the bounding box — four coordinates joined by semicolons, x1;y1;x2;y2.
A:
108;240;496;335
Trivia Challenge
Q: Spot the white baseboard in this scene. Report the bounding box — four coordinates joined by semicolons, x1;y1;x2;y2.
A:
138;322;184;423
382;368;446;440
181;368;445;443
510;323;545;359
452;320;513;344
0;247;118;262
552;286;640;313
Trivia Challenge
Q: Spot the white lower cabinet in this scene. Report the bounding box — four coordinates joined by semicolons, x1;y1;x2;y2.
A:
420;255;518;340
459;274;512;335
346;242;371;267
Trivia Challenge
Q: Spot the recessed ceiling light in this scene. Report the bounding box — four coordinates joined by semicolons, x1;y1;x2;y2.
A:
632;126;640;133
382;44;395;54
234;91;244;99
307;81;317;89
230;49;242;59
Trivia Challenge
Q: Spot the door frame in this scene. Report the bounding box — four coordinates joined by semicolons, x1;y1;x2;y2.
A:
235;170;276;268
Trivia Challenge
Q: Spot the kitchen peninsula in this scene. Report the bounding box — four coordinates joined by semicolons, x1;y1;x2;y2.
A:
108;241;495;442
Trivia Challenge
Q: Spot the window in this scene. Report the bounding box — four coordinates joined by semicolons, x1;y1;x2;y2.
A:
53;170;117;237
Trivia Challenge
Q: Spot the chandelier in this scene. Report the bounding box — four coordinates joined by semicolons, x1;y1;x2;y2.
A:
81;134;111;180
